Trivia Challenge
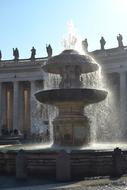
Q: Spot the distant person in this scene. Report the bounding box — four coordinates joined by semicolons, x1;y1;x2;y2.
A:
117;34;123;47
9;129;13;136
13;48;19;60
100;37;106;50
30;46;36;60
46;44;52;57
14;129;19;136
82;38;88;52
46;128;50;141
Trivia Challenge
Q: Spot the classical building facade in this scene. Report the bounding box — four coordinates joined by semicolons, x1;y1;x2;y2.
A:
0;46;127;138
0;58;48;137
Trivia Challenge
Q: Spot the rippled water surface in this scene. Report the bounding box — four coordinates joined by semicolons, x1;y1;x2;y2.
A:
0;142;127;152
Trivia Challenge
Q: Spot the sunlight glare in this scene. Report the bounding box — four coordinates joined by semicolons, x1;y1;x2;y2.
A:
113;0;127;12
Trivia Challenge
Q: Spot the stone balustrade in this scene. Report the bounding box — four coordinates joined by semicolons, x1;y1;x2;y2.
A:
0;148;126;180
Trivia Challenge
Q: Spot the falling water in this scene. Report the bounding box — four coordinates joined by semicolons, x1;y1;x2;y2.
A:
44;73;61;89
61;21;121;144
62;21;119;144
42;71;60;142
84;67;121;144
41;21;121;146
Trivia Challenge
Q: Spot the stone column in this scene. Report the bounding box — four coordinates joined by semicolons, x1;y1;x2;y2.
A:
30;81;36;133
120;72;127;136
13;81;19;130
1;83;7;129
0;83;2;134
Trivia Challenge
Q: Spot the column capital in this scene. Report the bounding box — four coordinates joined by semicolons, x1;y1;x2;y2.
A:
13;81;19;86
29;80;36;83
119;70;127;74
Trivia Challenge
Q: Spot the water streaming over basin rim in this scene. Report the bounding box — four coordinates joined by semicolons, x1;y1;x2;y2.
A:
35;88;108;105
43;49;99;74
0;142;127;152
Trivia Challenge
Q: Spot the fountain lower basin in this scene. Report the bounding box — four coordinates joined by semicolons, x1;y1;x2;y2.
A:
35;88;107;105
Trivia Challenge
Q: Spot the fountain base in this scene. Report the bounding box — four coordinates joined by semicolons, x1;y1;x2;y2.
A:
53;115;90;146
52;102;90;146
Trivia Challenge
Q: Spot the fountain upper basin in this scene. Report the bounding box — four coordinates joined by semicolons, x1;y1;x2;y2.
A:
43;49;99;74
35;88;108;105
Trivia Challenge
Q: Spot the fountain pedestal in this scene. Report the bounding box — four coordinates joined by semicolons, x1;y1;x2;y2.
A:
53;103;90;146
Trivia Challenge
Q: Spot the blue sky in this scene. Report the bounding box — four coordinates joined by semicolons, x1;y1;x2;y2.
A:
0;0;127;59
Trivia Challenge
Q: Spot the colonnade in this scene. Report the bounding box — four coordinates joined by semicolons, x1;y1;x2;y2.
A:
0;80;43;137
0;71;126;139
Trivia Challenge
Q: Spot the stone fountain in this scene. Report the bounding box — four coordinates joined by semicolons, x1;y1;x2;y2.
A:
0;48;127;181
35;49;108;147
